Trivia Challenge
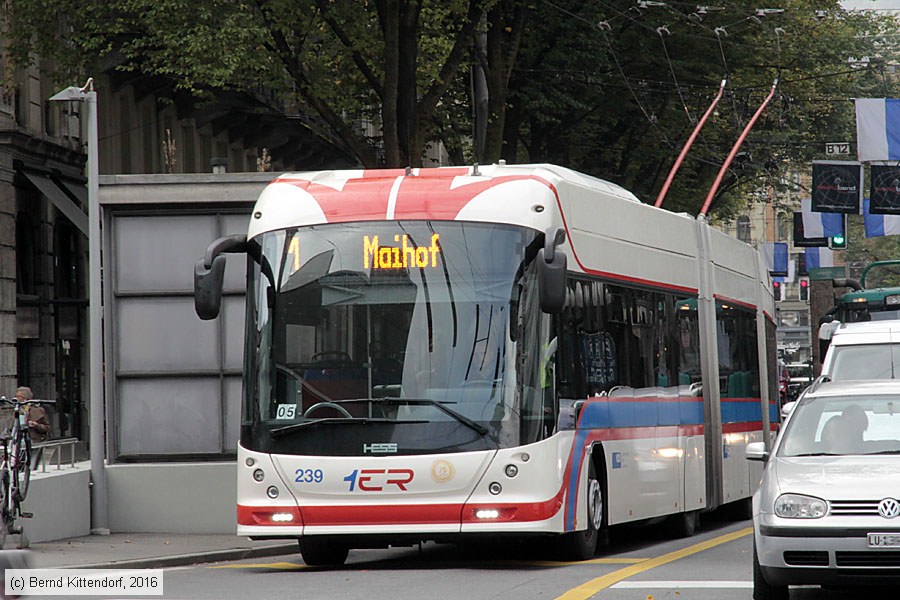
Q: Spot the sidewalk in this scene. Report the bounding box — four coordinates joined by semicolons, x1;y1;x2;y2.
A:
21;533;299;570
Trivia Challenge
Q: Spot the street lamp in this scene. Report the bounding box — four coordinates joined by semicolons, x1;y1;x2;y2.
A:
50;78;109;535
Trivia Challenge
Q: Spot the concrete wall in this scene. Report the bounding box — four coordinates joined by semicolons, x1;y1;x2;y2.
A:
107;463;236;534
20;465;91;543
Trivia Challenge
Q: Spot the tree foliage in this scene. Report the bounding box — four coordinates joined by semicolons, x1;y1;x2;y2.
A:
3;0;899;216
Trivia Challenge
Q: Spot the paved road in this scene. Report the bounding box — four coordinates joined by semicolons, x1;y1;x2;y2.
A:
19;513;900;599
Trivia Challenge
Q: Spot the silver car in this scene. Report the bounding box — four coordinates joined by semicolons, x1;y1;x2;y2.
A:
747;379;900;600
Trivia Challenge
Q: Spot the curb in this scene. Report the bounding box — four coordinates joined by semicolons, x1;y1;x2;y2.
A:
53;542;299;570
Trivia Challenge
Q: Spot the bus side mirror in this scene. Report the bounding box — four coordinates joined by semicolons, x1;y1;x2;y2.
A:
194;234;248;320
538;227;567;314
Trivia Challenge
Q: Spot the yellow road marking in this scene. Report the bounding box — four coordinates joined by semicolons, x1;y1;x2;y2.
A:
211;562;306;570
525;558;649;567
555;527;753;600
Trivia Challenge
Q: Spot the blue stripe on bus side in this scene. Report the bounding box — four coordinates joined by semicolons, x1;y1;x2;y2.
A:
720;399;780;424
578;400;704;429
563;397;777;531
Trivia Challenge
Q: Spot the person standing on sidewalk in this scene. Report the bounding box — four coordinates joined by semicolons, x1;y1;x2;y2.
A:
14;387;50;443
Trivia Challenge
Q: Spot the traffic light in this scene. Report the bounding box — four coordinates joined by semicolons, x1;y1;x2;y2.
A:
828;232;847;250
828;215;848;250
773;280;783;301
800;279;809;301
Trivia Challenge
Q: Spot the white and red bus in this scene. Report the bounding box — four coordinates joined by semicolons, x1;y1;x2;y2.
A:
194;164;776;565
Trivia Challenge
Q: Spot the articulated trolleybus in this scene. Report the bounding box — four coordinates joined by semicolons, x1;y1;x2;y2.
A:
194;164;776;565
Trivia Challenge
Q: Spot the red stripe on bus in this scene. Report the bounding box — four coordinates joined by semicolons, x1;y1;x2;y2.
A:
241;493;567;527
301;503;461;526
604;396;703;403
722;421;765;433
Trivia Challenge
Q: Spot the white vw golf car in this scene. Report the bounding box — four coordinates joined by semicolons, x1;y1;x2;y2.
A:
747;379;900;600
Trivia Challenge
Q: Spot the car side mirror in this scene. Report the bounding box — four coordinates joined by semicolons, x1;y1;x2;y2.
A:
745;441;769;462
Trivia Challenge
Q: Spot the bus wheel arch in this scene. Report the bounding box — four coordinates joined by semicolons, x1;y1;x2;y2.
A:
555;443;607;560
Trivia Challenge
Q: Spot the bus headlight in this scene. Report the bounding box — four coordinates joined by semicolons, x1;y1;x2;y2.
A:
489;482;502;495
266;486;280;499
252;469;265;482
504;464;518;478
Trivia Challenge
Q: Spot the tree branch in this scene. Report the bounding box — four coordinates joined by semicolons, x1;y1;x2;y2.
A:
315;0;384;100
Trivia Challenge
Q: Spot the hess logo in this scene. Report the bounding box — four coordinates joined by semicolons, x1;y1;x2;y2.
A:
343;468;414;492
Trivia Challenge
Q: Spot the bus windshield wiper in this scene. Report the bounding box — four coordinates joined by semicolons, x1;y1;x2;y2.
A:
377;398;489;436
270;417;426;438
332;398;490;437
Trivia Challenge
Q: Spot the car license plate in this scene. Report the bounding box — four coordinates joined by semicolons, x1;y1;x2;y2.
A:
868;533;900;548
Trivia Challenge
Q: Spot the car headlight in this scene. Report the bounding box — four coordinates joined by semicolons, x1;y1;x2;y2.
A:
774;494;827;519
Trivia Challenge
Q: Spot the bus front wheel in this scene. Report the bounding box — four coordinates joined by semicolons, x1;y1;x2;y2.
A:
555;460;603;560
299;538;349;566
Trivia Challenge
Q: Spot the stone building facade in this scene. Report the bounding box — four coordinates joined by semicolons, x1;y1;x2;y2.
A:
1;53;352;441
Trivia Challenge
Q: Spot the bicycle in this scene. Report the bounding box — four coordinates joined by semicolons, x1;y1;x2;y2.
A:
0;396;55;548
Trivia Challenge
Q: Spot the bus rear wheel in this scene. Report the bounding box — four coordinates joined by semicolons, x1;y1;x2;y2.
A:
299;538;349;566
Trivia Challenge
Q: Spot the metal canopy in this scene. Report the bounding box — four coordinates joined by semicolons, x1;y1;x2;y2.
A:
21;170;89;235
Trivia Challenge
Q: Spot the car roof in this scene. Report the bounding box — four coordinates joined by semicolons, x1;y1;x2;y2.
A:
829;320;900;346
803;379;900;398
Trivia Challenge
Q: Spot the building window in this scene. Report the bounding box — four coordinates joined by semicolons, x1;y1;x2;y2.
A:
16;212;36;296
737;215;751;243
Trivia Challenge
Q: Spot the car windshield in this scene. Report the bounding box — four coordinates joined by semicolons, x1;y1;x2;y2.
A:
779;394;900;457
828;344;900;380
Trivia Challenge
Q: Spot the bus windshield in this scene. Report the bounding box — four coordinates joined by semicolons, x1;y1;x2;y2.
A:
242;221;548;456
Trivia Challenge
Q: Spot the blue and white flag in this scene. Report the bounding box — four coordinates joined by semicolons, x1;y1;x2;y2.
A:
863;197;900;237
761;242;788;276
801;198;844;237
805;247;834;269
855;98;900;161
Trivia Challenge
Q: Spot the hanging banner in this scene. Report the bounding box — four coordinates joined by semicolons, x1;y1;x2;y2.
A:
869;163;900;214
792;212;827;247
761;242;788;277
855;98;900;162
811;160;863;214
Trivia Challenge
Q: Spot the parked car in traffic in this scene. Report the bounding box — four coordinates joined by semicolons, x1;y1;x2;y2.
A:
747;379;900;599
820;320;900;381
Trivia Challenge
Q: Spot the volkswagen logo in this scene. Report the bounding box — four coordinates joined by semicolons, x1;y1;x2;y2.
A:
878;498;900;518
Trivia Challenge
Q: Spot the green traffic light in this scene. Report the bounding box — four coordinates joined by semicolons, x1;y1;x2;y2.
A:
829;234;847;249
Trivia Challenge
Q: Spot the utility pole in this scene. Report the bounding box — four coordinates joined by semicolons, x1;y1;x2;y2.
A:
50;79;109;534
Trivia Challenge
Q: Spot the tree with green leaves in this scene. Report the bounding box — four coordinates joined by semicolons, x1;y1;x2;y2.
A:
3;0;900;217
507;0;900;215
2;0;517;168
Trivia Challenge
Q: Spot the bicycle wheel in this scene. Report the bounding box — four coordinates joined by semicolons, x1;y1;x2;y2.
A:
0;469;10;548
13;435;31;503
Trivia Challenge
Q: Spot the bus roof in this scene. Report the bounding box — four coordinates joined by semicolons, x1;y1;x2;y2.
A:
247;164;640;239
